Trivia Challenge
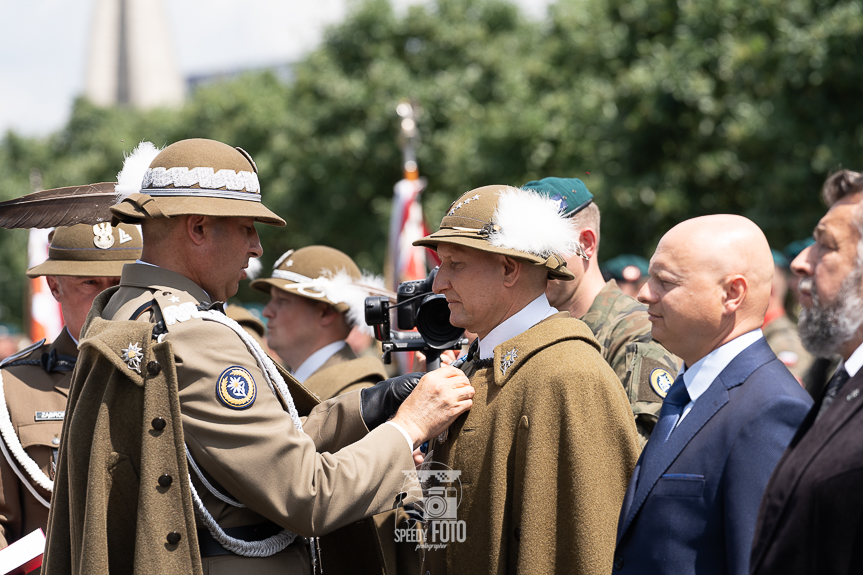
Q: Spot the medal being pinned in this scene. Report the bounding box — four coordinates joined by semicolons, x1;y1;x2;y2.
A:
217;366;257;409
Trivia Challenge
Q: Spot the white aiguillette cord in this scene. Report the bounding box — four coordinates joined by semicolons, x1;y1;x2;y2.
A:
0;369;52;508
183;310;308;559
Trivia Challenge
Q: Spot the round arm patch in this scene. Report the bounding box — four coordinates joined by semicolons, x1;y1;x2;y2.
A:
217;366;257;409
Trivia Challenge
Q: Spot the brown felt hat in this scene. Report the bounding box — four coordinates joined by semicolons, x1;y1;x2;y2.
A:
413;185;576;281
250;246;363;312
26;223;142;278
110;139;285;226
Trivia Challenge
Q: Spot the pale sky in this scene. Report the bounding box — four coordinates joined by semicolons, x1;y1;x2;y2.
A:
0;0;553;137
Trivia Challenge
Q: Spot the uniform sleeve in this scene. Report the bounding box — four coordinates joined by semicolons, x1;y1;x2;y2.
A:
171;319;415;537
510;348;641;575
722;392;812;575
614;339;679;446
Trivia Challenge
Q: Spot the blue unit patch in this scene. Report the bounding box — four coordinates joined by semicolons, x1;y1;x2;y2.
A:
216;366;257;410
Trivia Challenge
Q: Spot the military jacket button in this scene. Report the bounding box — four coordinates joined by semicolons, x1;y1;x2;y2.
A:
158;474;173;487
614;556;624;570
147;361;161;376
52;437;60;445
166;531;181;545
152;417;166;430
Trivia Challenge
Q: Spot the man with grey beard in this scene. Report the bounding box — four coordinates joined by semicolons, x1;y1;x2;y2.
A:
750;169;863;575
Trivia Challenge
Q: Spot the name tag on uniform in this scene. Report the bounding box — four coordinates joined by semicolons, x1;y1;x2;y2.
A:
35;411;65;422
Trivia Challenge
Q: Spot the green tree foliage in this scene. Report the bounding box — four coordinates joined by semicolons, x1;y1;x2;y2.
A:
0;0;860;330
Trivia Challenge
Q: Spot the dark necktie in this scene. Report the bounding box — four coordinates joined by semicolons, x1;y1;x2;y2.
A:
651;374;692;444
815;367;851;422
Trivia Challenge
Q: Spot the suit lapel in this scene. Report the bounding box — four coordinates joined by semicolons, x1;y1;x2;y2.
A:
619;338;775;539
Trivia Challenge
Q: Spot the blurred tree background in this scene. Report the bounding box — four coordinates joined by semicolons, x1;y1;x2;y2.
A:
0;0;861;330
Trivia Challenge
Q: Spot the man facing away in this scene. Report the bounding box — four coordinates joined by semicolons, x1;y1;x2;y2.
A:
751;170;863;575
614;215;812;575
524;177;679;444
0;223;141;548
252;245;388;400
43;139;474;575
414;184;641;575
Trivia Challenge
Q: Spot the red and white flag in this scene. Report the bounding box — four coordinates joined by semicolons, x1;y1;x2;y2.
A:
387;177;438;291
27;229;63;343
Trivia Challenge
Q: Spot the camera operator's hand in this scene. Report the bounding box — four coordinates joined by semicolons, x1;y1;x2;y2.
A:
391;365;474;450
360;372;424;431
411;349;460;372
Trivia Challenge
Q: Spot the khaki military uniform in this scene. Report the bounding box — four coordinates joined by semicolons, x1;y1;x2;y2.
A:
303;346;387;401
422;314;640;575
79;263;415;574
579;280;679;444
763;312;813;382
0;329;76;548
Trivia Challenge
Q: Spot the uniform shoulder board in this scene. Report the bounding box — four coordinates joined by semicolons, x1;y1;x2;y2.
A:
152;291;210;330
0;339;47;369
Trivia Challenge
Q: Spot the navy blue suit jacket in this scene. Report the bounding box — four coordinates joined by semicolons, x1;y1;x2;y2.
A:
613;338;812;575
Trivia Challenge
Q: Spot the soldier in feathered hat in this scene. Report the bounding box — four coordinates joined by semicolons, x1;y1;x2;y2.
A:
523;177;679;445
0;222;141;549
253;246;400;574
252;246;389;400
43;139;474;575
414;185;640;575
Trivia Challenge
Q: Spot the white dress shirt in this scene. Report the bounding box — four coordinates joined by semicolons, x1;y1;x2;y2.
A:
840;341;863;378
676;329;764;426
292;340;347;383
477;293;559;360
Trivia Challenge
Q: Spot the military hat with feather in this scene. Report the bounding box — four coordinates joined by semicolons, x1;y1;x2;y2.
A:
0;138;284;229
414;184;580;280
251;245;392;332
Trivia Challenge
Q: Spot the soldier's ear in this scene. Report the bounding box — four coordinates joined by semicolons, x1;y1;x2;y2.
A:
578;228;598;259
501;255;521;288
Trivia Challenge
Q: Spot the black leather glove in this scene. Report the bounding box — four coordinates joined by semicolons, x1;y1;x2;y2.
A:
360;372;424;430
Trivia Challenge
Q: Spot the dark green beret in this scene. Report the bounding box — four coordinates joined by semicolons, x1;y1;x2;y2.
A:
521;177;593;217
783;238;814;263
602;254;649;282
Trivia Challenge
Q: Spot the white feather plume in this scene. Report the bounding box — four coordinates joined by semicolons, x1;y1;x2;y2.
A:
489;188;580;258
115;141;162;200
246;257;263;280
297;270;391;335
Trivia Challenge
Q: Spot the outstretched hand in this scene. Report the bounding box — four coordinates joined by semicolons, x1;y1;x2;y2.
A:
391;364;474;449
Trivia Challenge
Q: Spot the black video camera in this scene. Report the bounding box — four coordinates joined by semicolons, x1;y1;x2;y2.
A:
364;268;466;367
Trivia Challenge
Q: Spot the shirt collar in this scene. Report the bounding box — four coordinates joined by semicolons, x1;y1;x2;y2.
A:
841;340;863;378
478;293;558;360
122;261;212;303
293;340;347;383
679;329;764;403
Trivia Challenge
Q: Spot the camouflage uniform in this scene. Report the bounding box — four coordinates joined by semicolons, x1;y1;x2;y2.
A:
579;280;680;445
762;313;813;382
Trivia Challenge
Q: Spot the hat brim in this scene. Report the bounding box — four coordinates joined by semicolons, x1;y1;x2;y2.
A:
26;259;131;278
111;195;286;227
414;230;575;281
249;277;349;312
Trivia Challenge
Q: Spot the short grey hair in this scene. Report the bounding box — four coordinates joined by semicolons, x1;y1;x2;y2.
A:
569;202;601;252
